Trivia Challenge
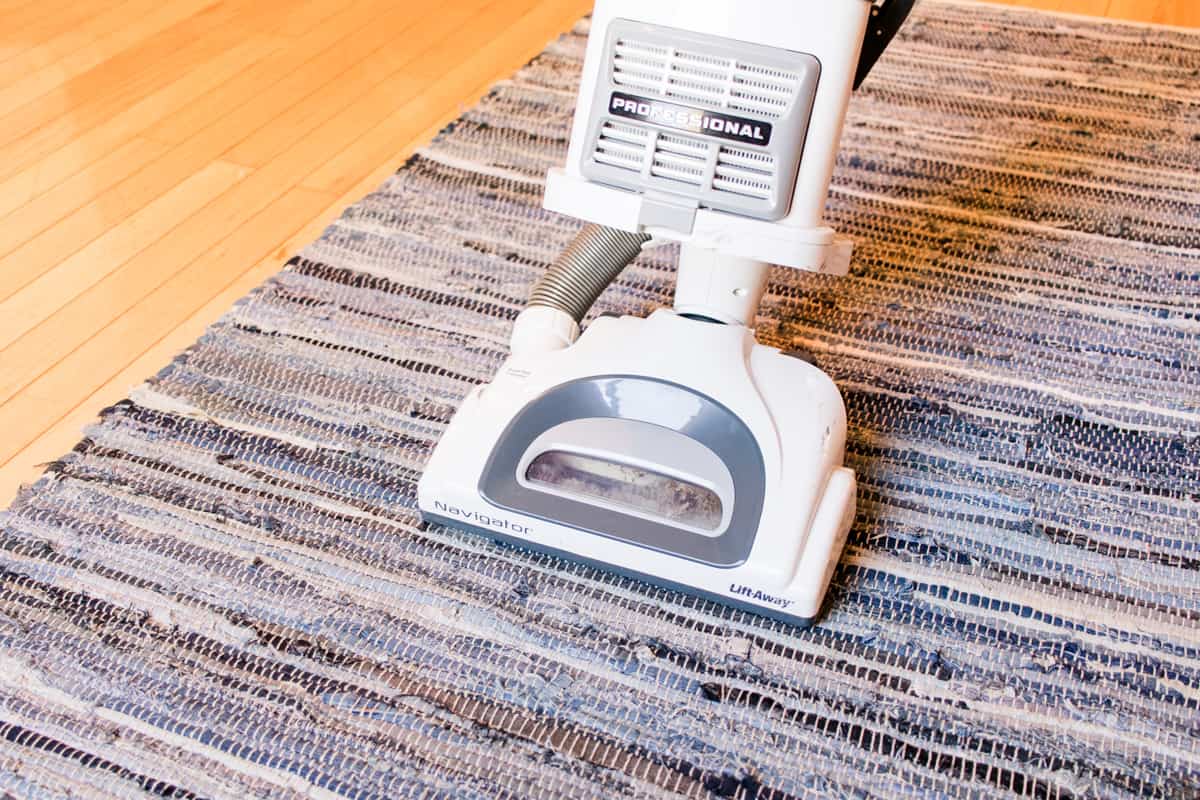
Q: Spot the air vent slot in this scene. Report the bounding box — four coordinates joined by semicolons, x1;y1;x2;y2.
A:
650;133;706;186
712;145;775;200
593;124;710;188
594;121;649;172
612;39;800;120
590;123;780;208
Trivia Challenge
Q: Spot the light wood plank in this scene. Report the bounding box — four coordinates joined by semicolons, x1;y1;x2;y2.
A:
0;0;528;408
0;1;492;293
1107;0;1200;26
0;4;256;160
1059;0;1110;13
302;0;587;195
0;0;183;111
0;0;46;14
0;1;488;303
0;1;385;229
0;0;148;84
0;138;174;252
0;159;251;352
0;0;590;494
263;0;359;39
986;0;1197;24
0;0;328;171
0;2;100;63
0;35;289;301
0;0;50;12
139;1;384;147
221;0;508;168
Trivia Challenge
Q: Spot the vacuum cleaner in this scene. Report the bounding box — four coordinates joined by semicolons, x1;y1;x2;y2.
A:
419;0;915;627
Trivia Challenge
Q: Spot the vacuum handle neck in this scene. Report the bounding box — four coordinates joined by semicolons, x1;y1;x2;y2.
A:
855;0;916;89
673;245;770;327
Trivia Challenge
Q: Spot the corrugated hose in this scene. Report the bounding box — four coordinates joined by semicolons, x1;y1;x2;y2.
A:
528;223;650;322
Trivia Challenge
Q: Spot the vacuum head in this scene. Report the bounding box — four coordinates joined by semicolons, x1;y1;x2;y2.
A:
419;311;855;626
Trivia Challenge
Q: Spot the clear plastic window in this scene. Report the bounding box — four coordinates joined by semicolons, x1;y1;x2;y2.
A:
525;450;722;531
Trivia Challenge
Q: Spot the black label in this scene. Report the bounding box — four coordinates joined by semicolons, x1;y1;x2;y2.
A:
608;92;773;147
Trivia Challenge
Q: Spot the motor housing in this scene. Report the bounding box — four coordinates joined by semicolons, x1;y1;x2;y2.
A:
544;0;874;274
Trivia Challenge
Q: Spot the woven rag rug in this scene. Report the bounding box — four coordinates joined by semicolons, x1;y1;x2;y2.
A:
3;1;1199;797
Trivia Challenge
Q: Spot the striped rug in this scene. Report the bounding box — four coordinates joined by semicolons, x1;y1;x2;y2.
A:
2;1;1198;797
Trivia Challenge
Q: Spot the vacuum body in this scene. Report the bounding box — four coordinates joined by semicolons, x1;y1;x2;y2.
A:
418;0;909;625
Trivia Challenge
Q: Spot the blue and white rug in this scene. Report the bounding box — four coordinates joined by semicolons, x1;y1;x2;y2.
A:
2;1;1198;796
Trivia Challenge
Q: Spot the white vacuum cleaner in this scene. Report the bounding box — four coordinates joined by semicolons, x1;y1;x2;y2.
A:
419;0;914;626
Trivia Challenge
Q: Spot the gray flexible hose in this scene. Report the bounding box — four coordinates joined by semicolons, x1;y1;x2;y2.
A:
529;224;650;322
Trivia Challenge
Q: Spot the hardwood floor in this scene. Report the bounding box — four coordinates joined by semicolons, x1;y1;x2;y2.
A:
989;0;1198;24
0;0;1195;505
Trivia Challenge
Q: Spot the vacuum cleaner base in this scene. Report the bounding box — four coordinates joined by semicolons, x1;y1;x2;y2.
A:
418;310;856;626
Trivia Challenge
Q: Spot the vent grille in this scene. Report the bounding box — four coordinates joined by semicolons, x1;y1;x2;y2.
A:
593;122;778;201
612;39;799;119
595;122;709;187
713;145;775;200
593;120;648;172
583;22;818;220
651;132;706;186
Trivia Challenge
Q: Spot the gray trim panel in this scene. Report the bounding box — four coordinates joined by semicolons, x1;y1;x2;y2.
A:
479;376;765;567
581;19;822;221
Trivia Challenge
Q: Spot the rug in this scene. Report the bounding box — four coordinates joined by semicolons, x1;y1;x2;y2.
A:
2;1;1199;797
